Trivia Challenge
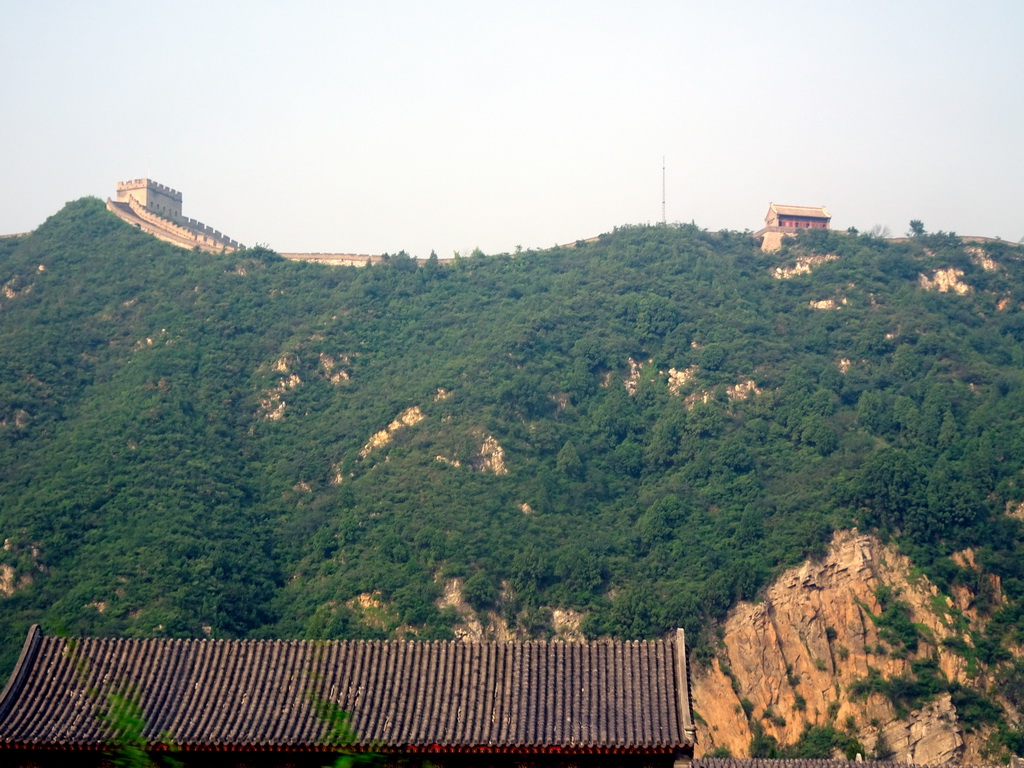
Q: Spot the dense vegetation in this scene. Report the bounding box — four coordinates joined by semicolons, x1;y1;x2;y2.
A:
2;200;1024;728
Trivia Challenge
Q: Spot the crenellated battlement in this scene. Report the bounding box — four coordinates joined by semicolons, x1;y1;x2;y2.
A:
116;178;182;201
107;177;242;253
115;177;183;220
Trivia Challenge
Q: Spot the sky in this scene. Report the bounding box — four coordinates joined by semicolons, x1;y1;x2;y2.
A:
2;1;1023;257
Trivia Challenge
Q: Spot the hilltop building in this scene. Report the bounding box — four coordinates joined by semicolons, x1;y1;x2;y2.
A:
754;203;831;252
0;625;696;768
106;178;243;253
115;178;183;220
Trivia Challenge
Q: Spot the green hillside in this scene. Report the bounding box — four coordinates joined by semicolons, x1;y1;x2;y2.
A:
2;198;1023;691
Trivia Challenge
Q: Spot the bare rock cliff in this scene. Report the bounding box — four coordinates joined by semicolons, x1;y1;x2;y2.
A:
693;530;1019;763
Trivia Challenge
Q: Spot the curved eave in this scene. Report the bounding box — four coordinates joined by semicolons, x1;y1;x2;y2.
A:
0;625;43;724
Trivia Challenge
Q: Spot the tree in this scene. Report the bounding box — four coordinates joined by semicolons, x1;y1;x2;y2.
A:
908;220;925;237
555;441;584;479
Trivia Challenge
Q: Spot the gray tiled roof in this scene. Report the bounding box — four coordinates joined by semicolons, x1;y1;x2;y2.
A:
768;204;831;219
0;626;694;753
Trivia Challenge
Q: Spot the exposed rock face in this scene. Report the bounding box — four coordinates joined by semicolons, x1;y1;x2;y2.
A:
668;366;699;395
440;578;588;643
359;406;425;457
2;277;33;299
346;591;402;631
692;530;1014;763
727;380;761;402
683;379;761;409
257;373;301;421
1006;501;1024;522
625;357;652;395
919;268;970;295
809;297;848;310
474;435;508;475
0;565;22;597
551;608;585;641
879;693;963;765
438;578;486;641
438;577;517;642
256;355;304;421
0;409;30;430
329;463;345;486
966;246;999;272
684;390;714;409
772;253;839;279
318;353;350;384
0;538;44;598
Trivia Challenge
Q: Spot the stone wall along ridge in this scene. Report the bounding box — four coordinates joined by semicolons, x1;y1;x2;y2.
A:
122;195;238;248
106;197;241;253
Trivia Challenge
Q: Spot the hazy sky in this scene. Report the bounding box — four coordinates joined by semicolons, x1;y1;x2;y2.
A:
3;1;1022;256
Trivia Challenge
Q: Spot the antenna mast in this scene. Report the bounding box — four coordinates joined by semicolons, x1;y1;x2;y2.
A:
661;156;666;225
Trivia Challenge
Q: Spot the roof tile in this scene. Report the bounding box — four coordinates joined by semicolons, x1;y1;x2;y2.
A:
0;626;693;753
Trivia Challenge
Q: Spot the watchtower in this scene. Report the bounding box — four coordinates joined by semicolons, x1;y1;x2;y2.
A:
115;178;183;221
764;203;831;231
107;178;241;252
754;203;832;252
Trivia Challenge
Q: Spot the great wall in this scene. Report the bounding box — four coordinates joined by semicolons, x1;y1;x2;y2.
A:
2;181;1016;260
105;178;597;263
277;251;385;267
105;179;243;253
102;178;398;264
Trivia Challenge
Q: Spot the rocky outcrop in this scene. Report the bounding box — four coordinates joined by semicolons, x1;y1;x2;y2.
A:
346;591;403;632
684;390;715;409
474;435;508;475
683;378;762;409
438;578;487;641
257;372;301;421
966;246;999;272
809;297;848;310
625;357;652;395
2;276;34;299
772;253;839;279
318;353;350;384
693;530;1017;763
878;693;963;765
668;366;699;395
0;565;24;597
255;354;304;420
1006;501;1024;522
439;577;587;643
0;538;44;598
551;608;585;641
727;380;761;402
919;268;971;295
359;406;425;457
0;409;30;430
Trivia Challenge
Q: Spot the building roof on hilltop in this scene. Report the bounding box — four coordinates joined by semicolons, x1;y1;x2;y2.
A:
0;625;695;754
768;203;832;219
